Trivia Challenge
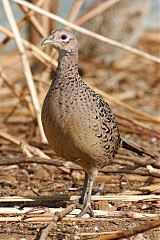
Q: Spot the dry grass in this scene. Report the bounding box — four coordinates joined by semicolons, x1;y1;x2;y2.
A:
0;0;160;239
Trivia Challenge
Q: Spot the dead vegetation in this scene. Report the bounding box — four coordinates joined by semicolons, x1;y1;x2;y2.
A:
0;0;160;239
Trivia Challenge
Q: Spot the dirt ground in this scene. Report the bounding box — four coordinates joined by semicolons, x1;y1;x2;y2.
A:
0;31;160;239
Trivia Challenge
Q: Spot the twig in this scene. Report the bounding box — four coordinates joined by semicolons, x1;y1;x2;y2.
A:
39;203;78;240
19;4;47;38
0;153;158;168
2;0;45;142
92;218;160;240
1;26;159;125
0;155;64;167
0;130;70;173
13;0;160;64
67;0;84;23
0;194;159;203
1;71;35;117
116;114;160;139
1;0;44;46
147;165;160;178
88;83;160;124
0;26;57;69
0;129;50;159
75;0;122;25
102;166;153;177
117;120;160;139
0;207;159;222
0;154;160;178
122;183;160;195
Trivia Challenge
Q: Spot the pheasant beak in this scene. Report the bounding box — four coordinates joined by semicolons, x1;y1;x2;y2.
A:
41;37;55;46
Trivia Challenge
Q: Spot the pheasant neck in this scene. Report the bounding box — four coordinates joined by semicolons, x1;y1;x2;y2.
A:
57;49;79;74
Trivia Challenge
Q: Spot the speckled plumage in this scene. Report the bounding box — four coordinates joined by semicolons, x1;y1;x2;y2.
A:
42;30;120;175
41;29;154;217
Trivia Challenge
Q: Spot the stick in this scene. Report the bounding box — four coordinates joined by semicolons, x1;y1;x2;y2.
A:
0;130;70;173
19;3;47;37
0;130;50;159
0;25;57;68
92;218;160;240
10;208;160;219
1;26;159;124
0;153;158;169
147;165;160;178
88;83;160;124
1;71;34;117
116;114;160;139
1;0;44;46
0;194;159;203
39;203;78;240
0;208;159;222
2;0;45;142
75;0;122;25
67;0;84;23
13;0;160;64
0;154;159;177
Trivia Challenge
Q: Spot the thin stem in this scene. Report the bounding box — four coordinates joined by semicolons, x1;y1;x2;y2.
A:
13;0;160;64
2;0;46;142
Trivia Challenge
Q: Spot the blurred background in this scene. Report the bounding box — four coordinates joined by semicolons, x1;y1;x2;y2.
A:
0;0;159;52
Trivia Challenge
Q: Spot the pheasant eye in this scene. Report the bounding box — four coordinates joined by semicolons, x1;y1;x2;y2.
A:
61;35;67;40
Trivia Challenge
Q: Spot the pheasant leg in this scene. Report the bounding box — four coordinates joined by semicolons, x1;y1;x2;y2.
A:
79;172;88;205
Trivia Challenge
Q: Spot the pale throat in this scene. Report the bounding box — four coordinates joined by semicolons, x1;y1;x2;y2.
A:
57;48;79;71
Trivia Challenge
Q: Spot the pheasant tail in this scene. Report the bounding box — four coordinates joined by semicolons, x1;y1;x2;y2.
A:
120;137;155;159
